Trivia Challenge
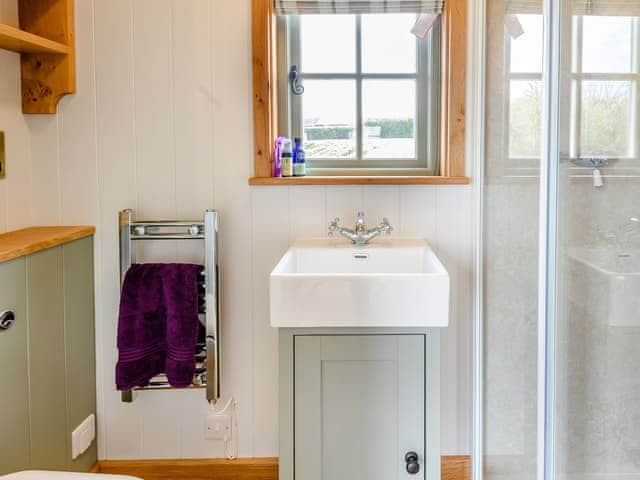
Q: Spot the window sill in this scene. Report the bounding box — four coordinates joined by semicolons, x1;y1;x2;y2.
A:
248;176;471;186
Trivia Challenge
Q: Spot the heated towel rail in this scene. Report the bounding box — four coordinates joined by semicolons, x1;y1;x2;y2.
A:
118;209;221;404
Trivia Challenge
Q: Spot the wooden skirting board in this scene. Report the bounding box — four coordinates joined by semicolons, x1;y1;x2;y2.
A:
94;456;470;480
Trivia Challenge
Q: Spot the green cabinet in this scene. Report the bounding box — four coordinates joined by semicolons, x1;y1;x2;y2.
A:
0;258;30;473
0;237;96;475
279;329;440;480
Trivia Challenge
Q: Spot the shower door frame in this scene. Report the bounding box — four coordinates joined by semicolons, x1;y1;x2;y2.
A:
537;0;562;479
472;0;566;479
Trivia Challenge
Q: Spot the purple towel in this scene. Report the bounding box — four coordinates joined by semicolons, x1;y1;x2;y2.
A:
116;263;203;390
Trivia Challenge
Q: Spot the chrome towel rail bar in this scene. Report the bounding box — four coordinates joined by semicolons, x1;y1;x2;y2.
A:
118;209;221;405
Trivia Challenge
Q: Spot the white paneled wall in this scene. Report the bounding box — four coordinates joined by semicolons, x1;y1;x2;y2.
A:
1;0;473;459
0;0;32;232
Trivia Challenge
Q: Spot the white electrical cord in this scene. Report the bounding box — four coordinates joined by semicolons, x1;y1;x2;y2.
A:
210;396;239;460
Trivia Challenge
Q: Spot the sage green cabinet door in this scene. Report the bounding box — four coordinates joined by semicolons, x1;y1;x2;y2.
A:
27;247;68;470
0;258;30;475
295;335;425;480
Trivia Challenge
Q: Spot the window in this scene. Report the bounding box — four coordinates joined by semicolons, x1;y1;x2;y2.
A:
504;13;544;170
504;11;640;172
250;0;468;185
277;13;441;175
571;15;639;163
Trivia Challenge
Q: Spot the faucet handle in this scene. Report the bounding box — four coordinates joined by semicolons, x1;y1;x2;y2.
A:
328;217;341;237
380;217;393;235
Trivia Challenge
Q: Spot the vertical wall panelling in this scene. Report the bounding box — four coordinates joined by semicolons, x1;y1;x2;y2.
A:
398;187;437;238
324;186;364;227
57;0;99;227
0;0;33;232
251;186;290;456
436;186;472;453
289;186;326;241
17;0;474;459
171;0;214;226
210;0;255;458
28;116;62;225
93;0;141;460
362;186;401;224
132;0;175;221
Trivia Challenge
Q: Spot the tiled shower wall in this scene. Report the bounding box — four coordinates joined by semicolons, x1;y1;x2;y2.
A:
0;0;473;459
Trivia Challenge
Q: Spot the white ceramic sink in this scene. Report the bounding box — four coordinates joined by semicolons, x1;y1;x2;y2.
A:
270;237;449;328
569;247;640;327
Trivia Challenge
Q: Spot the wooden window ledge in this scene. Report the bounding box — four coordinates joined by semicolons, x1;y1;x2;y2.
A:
248;176;470;186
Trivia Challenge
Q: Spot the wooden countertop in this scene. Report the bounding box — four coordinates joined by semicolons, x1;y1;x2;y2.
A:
0;226;95;263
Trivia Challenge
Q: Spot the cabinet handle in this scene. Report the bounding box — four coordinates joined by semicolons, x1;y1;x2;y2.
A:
405;451;420;475
0;310;15;331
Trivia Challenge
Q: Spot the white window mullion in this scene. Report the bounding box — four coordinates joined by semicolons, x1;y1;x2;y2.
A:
633;18;640;160
355;15;364;163
572;16;583;160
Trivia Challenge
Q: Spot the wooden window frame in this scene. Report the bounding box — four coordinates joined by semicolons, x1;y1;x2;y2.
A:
250;0;469;186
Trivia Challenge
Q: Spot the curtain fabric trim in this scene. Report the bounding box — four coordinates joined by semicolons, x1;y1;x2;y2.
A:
506;0;640;16
274;0;445;15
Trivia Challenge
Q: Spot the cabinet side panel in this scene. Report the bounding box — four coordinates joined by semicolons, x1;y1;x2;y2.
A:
27;247;68;469
0;258;30;474
294;336;322;480
63;237;97;471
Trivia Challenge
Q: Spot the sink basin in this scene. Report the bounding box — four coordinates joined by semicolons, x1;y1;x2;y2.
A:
569;247;640;327
270;237;449;328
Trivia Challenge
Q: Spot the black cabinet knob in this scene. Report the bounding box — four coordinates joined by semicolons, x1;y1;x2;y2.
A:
405;451;420;475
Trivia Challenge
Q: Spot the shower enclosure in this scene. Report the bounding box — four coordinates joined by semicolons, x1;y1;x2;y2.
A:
481;0;640;479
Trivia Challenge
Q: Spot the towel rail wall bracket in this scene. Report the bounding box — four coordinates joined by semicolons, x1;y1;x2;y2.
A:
118;208;221;405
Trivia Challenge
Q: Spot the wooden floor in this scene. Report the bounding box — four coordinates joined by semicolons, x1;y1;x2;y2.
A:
95;455;471;480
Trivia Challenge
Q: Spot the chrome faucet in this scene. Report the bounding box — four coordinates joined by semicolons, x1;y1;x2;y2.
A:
328;211;393;245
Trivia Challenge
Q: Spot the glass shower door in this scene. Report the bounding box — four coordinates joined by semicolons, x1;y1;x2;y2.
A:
545;1;640;479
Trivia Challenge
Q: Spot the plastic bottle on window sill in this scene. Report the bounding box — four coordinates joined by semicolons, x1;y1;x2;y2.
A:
293;137;306;177
272;136;286;177
281;139;293;177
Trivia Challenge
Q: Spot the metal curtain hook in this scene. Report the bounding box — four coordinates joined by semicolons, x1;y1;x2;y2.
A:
289;65;304;96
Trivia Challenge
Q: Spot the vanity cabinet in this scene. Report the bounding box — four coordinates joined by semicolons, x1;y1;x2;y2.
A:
279;329;441;480
0;229;96;475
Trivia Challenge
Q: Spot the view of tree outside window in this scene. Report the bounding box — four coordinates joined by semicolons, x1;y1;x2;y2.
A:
506;14;639;167
284;13;440;172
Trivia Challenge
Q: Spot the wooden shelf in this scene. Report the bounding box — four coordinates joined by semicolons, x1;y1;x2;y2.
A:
0;0;76;114
0;23;69;54
249;176;471;186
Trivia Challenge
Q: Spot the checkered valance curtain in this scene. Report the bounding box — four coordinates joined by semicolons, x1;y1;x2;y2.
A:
573;1;640;15
274;0;445;15
506;0;640;15
505;0;541;14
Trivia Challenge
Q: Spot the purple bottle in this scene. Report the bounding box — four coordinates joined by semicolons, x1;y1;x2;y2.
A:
272;137;286;177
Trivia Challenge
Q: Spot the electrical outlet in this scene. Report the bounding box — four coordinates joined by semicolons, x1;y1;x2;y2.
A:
71;414;95;460
205;413;231;440
0;131;5;179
